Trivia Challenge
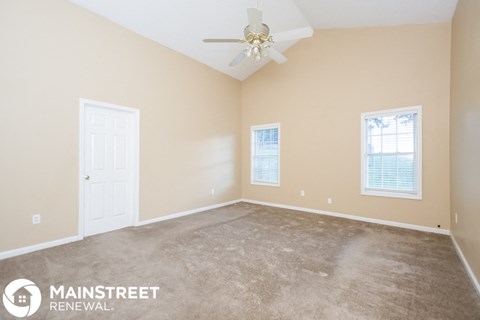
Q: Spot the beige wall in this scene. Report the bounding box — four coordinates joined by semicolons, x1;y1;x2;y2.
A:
450;0;480;282
0;0;241;252
242;23;451;229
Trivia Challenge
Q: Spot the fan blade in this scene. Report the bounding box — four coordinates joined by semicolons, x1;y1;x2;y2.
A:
229;50;247;67
247;8;263;33
268;47;287;64
272;27;314;42
203;39;245;43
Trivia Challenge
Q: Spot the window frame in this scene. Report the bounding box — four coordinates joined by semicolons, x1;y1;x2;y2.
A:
360;106;422;200
250;123;281;187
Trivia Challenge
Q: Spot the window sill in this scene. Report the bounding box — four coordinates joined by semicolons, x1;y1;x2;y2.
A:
361;189;422;200
251;181;280;187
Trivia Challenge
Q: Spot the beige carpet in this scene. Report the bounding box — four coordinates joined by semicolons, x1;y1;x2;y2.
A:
1;202;479;319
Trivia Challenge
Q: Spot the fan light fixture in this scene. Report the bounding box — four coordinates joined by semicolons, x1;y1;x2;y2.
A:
243;24;271;62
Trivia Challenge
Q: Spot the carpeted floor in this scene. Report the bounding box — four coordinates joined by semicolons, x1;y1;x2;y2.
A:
1;202;479;319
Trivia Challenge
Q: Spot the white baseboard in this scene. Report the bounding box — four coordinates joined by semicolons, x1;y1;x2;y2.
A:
135;199;242;226
241;199;451;235
0;200;242;260
451;234;480;297
243;199;480;297
0;235;83;261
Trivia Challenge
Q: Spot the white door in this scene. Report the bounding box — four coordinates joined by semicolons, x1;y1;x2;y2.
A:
81;100;138;236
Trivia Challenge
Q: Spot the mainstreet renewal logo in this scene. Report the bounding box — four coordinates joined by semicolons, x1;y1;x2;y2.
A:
49;285;160;311
3;279;42;318
2;279;160;316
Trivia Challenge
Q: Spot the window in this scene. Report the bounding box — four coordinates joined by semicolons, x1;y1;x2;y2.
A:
361;106;422;199
251;123;280;186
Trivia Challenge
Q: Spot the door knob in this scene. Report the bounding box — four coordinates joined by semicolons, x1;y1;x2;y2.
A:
84;175;90;180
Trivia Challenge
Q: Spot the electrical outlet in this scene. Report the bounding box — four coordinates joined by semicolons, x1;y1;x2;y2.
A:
300;190;305;197
32;214;41;224
211;188;215;195
327;197;333;204
455;212;458;224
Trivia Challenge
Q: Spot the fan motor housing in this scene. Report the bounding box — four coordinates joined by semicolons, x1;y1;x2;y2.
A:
245;23;271;43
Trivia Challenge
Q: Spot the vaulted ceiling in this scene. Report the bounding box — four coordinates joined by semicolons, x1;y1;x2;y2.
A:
70;0;458;81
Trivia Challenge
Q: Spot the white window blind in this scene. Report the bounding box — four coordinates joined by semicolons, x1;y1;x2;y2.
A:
251;124;280;186
361;106;422;199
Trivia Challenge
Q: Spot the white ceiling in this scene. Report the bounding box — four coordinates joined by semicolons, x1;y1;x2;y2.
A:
295;0;458;29
70;0;458;81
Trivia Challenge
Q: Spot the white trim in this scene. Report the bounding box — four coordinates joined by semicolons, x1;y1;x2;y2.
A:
135;199;242;226
0;236;82;260
451;234;480;297
0;200;241;260
361;105;422;118
79;98;140;237
79;102;85;237
360;105;423;200
361;189;421;200
250;123;281;187
241;199;450;235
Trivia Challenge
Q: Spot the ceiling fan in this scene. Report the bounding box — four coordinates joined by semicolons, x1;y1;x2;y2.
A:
203;7;313;67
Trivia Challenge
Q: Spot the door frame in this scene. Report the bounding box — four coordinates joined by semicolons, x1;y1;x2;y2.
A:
78;98;140;238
